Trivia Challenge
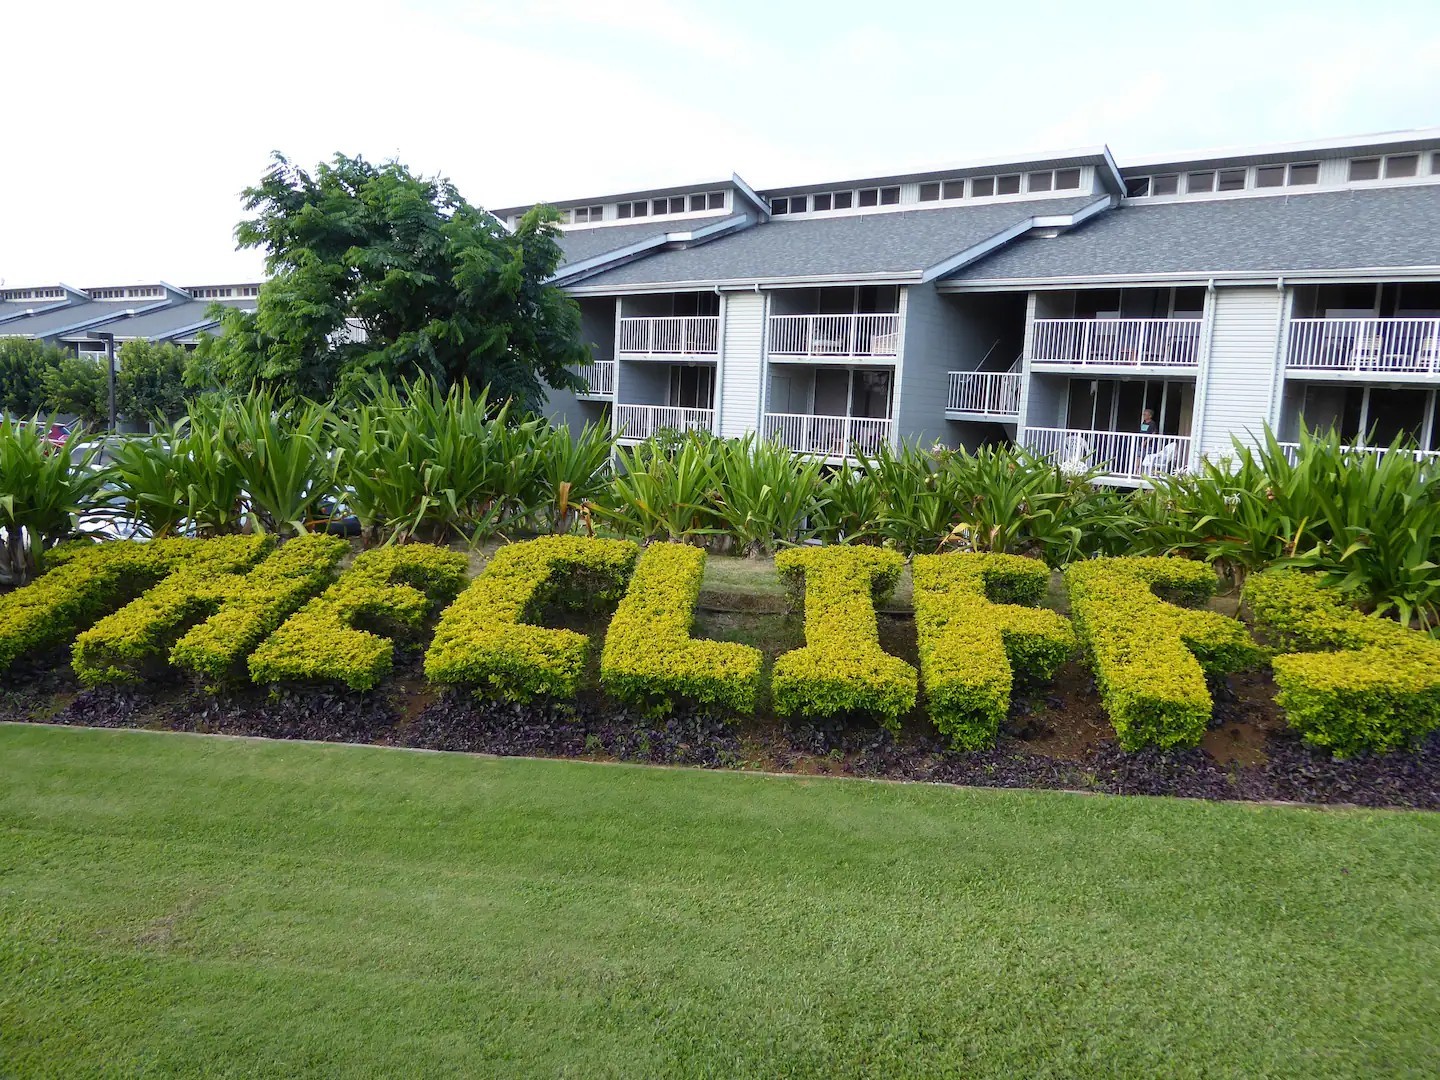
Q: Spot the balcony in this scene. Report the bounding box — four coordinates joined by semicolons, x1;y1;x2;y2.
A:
762;412;893;458
617;316;720;358
945;371;1022;419
1031;318;1202;371
767;314;901;360
1024;426;1191;484
614;404;715;441
575;359;614;397
1276;441;1440;466
1286;318;1440;379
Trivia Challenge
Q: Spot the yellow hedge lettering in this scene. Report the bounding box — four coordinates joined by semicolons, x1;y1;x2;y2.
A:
424;535;638;701
600;543;762;716
771;546;917;729
1244;570;1440;757
250;544;469;691
1064;557;1264;750
912;552;1074;750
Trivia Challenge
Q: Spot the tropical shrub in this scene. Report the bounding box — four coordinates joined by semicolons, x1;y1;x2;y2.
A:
1244;570;1440;757
425;535;638;701
812;462;885;545
600;543;763;715
116;340;194;426
912;553;1073;750
1139;429;1440;627
250;543;469;690
107;415;249;538
711;435;825;555
598;434;722;542
538;420;612;534
332;379;550;543
71;535;277;684
771;546;917;729
0;539;200;669
0;415;113;584
41;354;108;426
1064;557;1265;750
221;392;336;534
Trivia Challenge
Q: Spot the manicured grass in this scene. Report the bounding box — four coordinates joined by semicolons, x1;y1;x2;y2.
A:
2;724;1438;1078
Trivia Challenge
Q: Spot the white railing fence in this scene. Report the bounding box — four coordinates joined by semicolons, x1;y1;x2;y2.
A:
613;404;714;440
617;316;720;355
576;359;615;396
1286;318;1440;374
1274;441;1440;465
762;413;893;457
945;371;1022;416
1031;318;1202;367
767;313;901;357
1025;426;1191;481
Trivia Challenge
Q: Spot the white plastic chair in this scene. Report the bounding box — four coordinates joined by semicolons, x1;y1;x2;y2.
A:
1141;442;1177;474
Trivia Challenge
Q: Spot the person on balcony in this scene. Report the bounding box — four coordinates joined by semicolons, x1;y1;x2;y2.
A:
1138;408;1157;436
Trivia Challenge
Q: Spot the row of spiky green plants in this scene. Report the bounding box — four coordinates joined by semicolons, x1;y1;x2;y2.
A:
1130;428;1440;630
595;432;1124;561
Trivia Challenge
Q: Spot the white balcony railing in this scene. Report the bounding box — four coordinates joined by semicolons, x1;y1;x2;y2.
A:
946;371;1022;417
614;404;715;440
1286;318;1440;375
617;316;720;356
576;359;615;396
1031;318;1202;368
1275;441;1440;466
762;412;893;458
767;314;901;358
1025;426;1191;482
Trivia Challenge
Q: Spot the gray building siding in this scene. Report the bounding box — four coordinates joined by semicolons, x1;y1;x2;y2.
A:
894;284;953;446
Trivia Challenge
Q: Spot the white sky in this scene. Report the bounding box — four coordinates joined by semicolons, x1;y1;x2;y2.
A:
3;0;1438;286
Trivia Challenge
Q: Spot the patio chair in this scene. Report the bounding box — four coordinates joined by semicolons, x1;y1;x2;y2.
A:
1350;333;1384;370
1061;434;1090;473
1140;441;1179;474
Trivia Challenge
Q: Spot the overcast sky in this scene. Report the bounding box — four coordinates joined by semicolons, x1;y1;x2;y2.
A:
3;0;1438;286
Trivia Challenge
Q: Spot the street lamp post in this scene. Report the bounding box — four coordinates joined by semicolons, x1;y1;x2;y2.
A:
85;331;117;433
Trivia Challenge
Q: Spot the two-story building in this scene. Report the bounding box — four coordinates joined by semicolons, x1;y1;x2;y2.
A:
0;282;262;358
503;127;1440;480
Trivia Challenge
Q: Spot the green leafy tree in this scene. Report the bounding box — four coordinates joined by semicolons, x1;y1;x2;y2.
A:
0;338;66;417
42;354;108;427
191;153;588;409
117;340;193;425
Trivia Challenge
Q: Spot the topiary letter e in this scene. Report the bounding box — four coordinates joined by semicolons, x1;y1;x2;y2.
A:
425;536;638;702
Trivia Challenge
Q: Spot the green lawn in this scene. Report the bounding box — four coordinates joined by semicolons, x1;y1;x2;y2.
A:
2;725;1437;1078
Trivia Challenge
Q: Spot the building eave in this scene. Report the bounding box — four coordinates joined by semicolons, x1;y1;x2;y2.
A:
938;264;1440;293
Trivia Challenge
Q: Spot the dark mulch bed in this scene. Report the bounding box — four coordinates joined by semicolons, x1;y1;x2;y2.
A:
5;653;1437;810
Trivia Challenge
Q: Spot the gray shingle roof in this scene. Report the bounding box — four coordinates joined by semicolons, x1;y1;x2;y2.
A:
0;299;129;338
58;298;254;342
557;222;683;268
569;197;1098;288
949;185;1440;283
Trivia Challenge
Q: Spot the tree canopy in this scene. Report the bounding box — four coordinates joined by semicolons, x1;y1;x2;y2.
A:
192;153;589;409
117;340;193;426
41;354;108;427
0;339;65;418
